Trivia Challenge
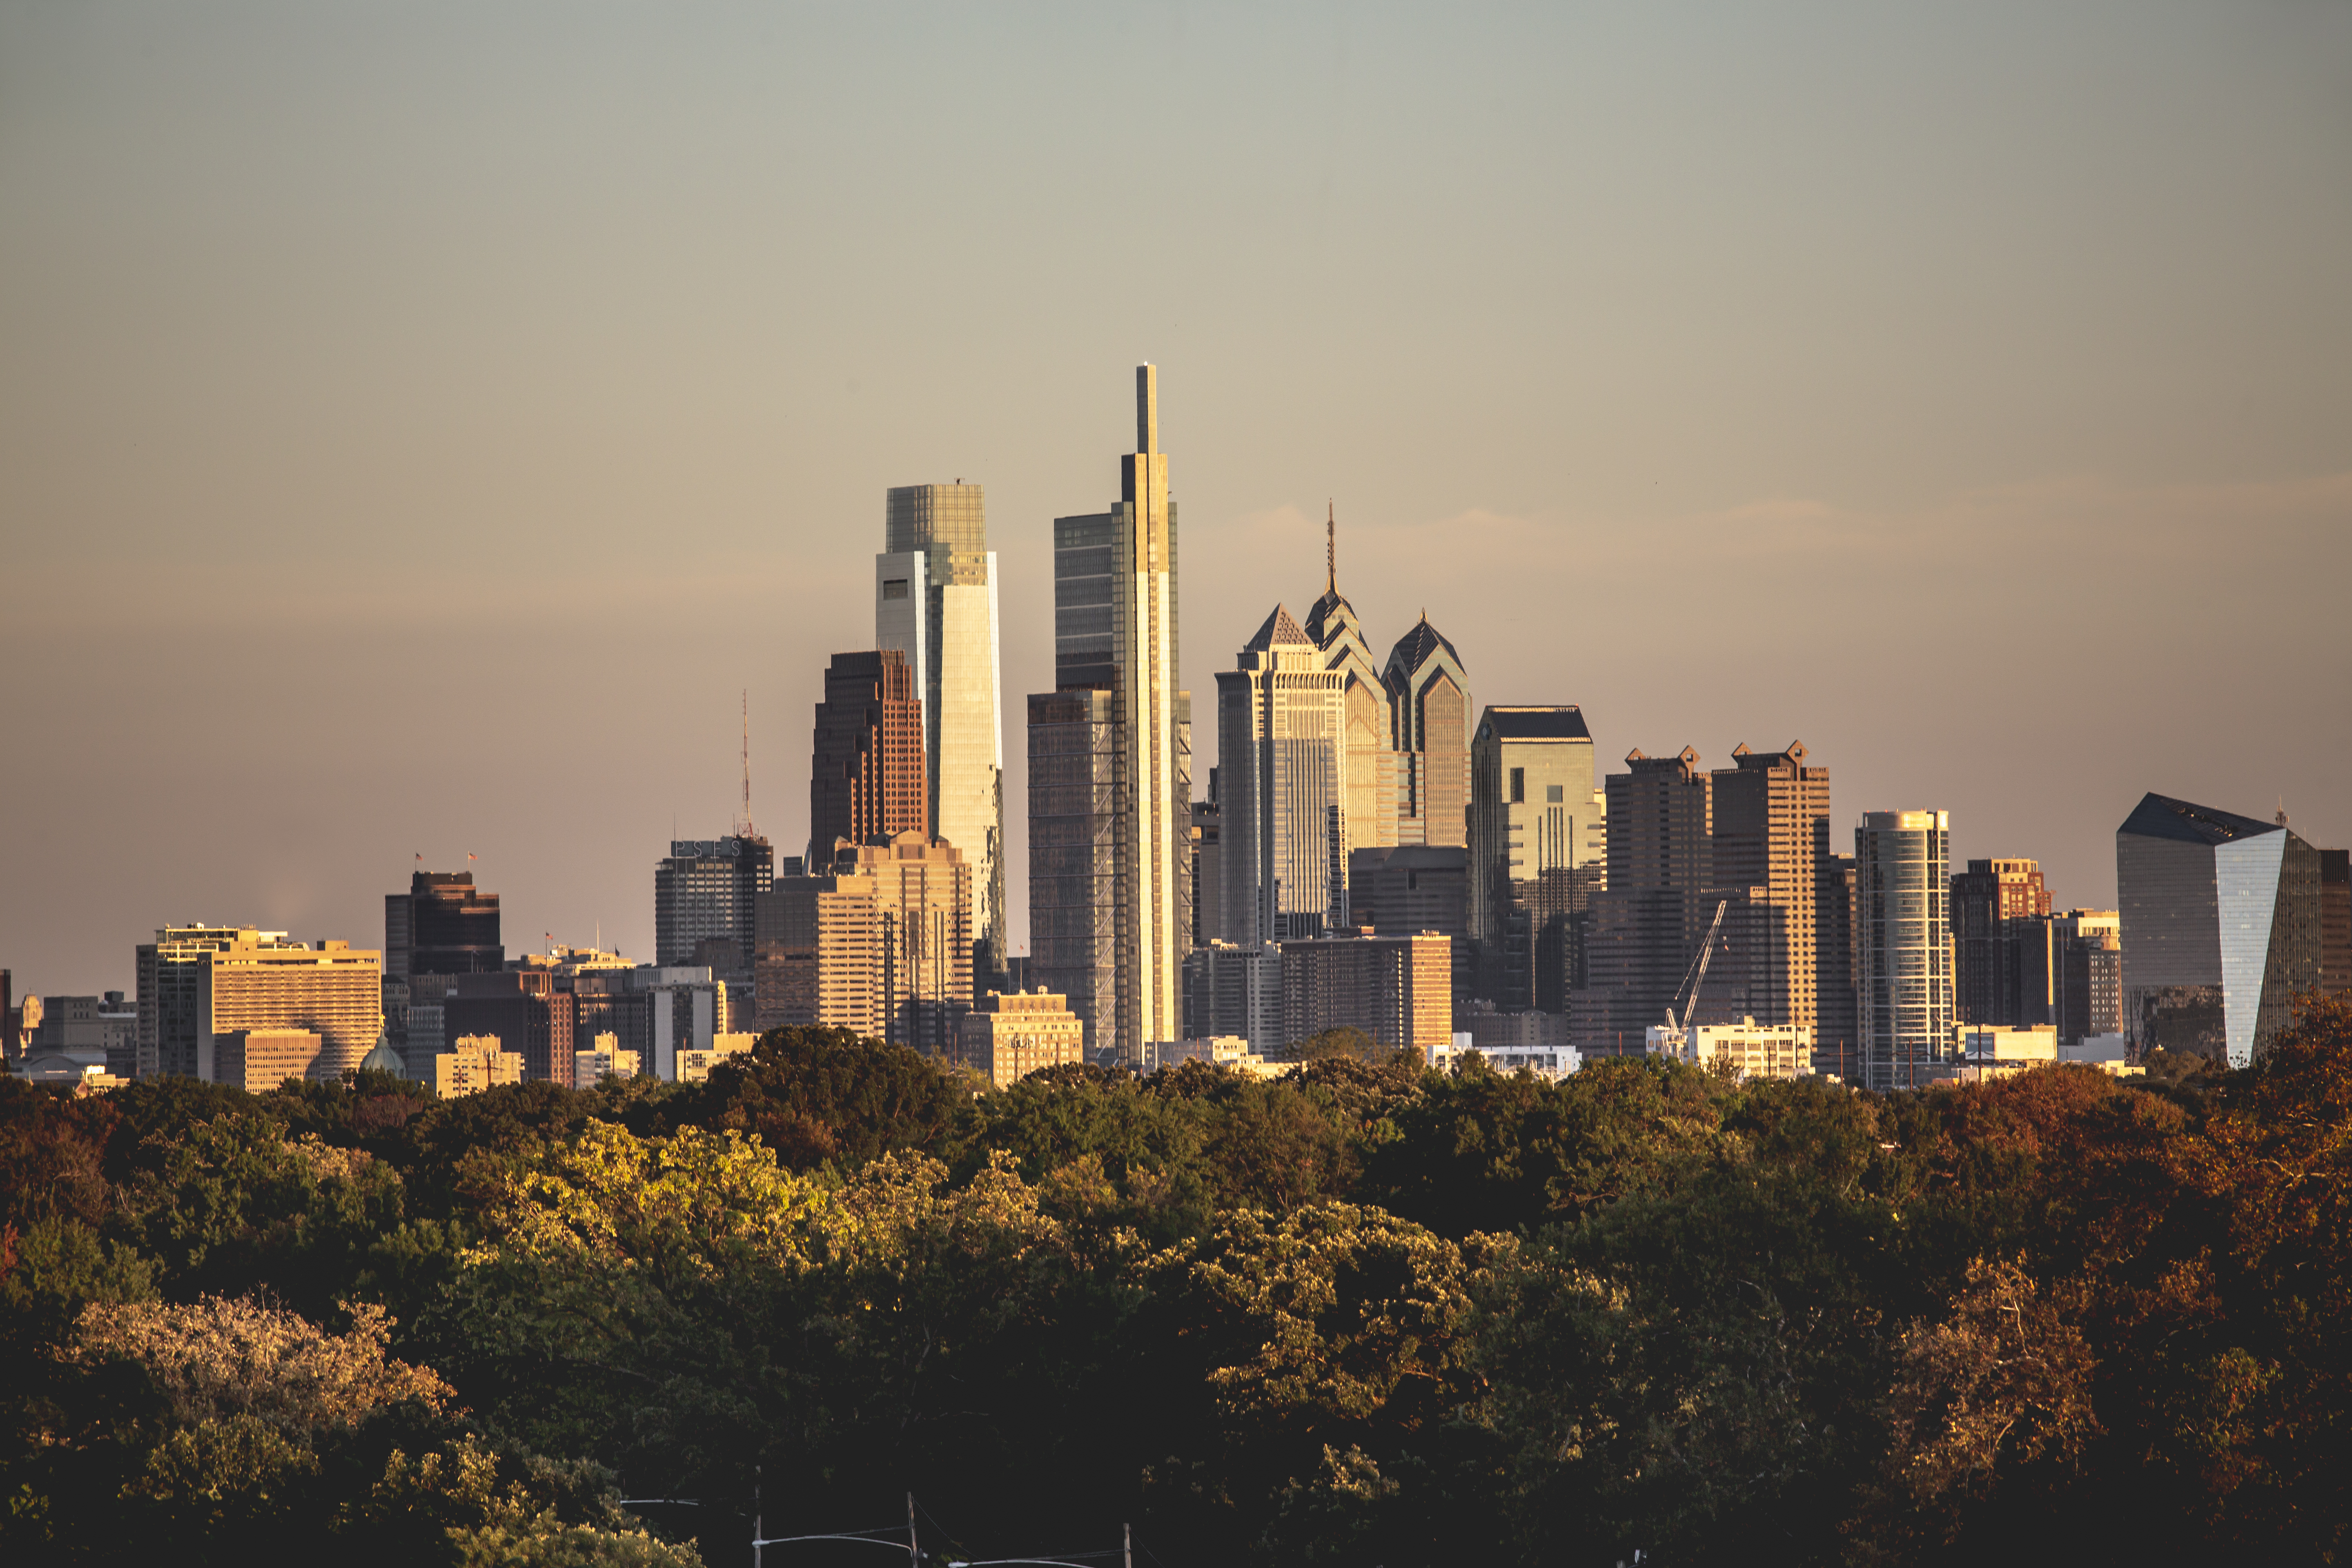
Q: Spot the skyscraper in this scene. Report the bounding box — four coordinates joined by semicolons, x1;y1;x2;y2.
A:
754;832;972;1055
1950;858;2052;1025
809;649;927;865
1708;742;1833;1036
654;836;774;967
1385;616;1472;848
877;482;1007;987
1218;604;1346;944
2116;792;2322;1066
1855;810;1956;1091
1303;510;1396;858
134;927;382;1082
386;871;503;979
1028;366;1190;1062
1574;747;1715;1055
1468;706;1604;1011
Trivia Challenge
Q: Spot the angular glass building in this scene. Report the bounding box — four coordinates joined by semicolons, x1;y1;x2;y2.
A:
2116;792;2321;1067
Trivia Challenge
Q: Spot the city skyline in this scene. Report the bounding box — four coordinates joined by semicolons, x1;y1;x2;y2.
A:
6;3;2350;994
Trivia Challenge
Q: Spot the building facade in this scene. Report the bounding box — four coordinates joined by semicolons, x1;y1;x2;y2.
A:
1575;748;1715;1056
1855;810;1956;1091
1302;512;1397;859
655;836;774;967
1707;743;1833;1035
2116;792;2322;1066
1469;706;1604;1013
876;481;1007;988
1278;929;1451;1061
755;833;972;1055
1384;617;1472;849
1181;940;1284;1059
960;989;1087;1088
809;649;927;866
437;1034;524;1098
1028;366;1190;1064
136;927;382;1082
1218;604;1347;945
1951;857;2053;1025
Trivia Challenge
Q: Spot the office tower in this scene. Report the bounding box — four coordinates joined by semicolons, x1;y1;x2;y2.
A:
1469;706;1604;1012
1029;366;1191;1063
1816;847;1858;1073
1574;748;1715;1055
386;871;503;978
1218;605;1347;945
655;836;774;966
1303;509;1397;856
2321;849;2352;997
134;927;382;1082
2049;909;2123;1044
1350;846;1470;947
1279;929;1452;1060
1385;616;1472;849
1191;795;1224;947
1951;858;2053;1025
1706;743;1833;1035
960;989;1087;1088
809;649;927;866
876;482;1007;989
1855;810;1956;1091
2116;793;2322;1066
755;832;972;1055
1182;940;1284;1058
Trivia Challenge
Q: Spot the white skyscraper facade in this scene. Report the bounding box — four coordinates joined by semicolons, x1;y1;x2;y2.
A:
1855;809;1956;1091
877;482;1006;987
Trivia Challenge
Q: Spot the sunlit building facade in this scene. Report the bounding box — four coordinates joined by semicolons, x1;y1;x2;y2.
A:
1218;604;1346;945
1855;810;1955;1091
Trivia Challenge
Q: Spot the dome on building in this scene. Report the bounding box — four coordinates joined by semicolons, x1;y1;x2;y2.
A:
359;1038;406;1076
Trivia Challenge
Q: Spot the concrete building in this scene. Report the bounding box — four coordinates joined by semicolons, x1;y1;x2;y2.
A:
213;1028;323;1092
809;649;927;867
2321;849;2351;998
27;991;137;1079
1470;706;1604;1013
755;833;972;1055
1645;1016;1815;1081
448;957;719;1088
1951;858;2053;1026
1708;744;1833;1036
1181;940;1284;1059
1028;366;1191;1064
1137;1035;1284;1078
135;928;382;1082
384;869;503;1080
2050;909;2123;1045
575;1032;641;1084
1575;748;1715;1056
960;989;1087;1088
1218;604;1347;944
1190;793;1224;947
678;1032;756;1084
1958;1023;2060;1079
655;836;774;969
1279;928;1451;1061
2116;793;2322;1067
437;1034;523;1098
1856;810;1956;1091
876;481;1008;991
1456;1000;1573;1055
1817;850;1859;1071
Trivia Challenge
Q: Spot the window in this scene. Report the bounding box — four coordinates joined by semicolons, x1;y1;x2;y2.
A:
882;579;910;600
1509;767;1524;803
1546;784;1564;803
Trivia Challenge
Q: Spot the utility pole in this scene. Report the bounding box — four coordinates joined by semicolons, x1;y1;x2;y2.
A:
1124;1522;1134;1568
753;1465;761;1568
907;1491;919;1564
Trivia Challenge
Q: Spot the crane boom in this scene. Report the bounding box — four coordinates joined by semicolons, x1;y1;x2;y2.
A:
1664;900;1730;1047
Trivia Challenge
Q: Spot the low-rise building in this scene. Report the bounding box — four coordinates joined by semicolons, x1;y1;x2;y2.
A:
574;1031;641;1084
678;1031;758;1084
1279;928;1451;1062
960;990;1086;1089
1430;1033;1579;1080
1645;1016;1815;1081
437;1034;524;1097
1958;1023;2060;1078
1138;1036;1286;1078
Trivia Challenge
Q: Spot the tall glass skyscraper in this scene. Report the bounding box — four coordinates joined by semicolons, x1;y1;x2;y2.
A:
876;483;1005;989
1855;809;1955;1091
1029;366;1190;1062
1217;604;1345;945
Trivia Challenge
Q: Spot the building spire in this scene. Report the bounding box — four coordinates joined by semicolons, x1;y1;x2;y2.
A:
1326;501;1336;597
737;689;755;837
1136;363;1158;454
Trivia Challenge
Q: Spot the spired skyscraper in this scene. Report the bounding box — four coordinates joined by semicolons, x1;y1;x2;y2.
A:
876;483;1007;988
1029;366;1191;1062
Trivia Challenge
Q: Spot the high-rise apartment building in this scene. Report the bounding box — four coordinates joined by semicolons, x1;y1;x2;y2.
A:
1385;617;1472;849
1951;858;2052;1025
755;832;972;1055
1218;605;1347;945
1027;366;1190;1063
877;481;1007;986
655;836;774;967
135;927;383;1082
1708;743;1833;1035
1469;707;1604;1013
1279;929;1452;1060
809;650;927;866
1855;810;1956;1091
2116;793;2321;1066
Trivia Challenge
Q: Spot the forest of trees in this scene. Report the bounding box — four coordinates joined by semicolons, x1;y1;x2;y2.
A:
2;999;2348;1566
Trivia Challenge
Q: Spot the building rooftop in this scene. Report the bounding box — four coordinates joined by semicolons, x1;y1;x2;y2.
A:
1386;614;1463;676
1242;603;1312;651
2118;792;2281;847
1481;706;1590;742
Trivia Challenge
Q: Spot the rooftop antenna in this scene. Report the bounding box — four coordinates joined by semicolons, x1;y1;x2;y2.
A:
1326;500;1336;597
737;688;755;837
2276;796;2289;827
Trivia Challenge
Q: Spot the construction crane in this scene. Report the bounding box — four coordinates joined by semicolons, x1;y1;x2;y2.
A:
1662;900;1730;1057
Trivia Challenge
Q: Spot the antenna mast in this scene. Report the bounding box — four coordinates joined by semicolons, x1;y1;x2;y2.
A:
737;689;754;837
1326;500;1336;596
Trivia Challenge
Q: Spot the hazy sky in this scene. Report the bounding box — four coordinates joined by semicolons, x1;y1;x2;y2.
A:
4;1;2348;996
